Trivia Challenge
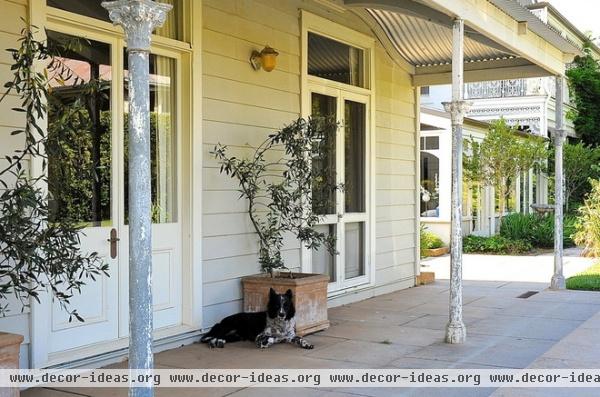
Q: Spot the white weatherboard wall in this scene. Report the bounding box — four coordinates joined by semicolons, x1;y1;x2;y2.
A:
0;0;30;369
201;0;418;328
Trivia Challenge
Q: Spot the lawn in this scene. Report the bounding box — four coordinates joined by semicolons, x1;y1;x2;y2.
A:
566;262;600;291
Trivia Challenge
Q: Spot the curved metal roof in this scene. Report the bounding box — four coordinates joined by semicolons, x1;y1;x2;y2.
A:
366;8;517;67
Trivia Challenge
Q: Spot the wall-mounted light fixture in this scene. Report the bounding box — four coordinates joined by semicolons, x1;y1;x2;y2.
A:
250;45;279;72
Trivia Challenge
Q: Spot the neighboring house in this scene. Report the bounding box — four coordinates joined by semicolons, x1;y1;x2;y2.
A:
0;0;581;369
419;1;600;242
419;108;495;243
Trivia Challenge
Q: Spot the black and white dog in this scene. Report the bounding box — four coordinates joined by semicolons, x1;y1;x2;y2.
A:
200;288;313;350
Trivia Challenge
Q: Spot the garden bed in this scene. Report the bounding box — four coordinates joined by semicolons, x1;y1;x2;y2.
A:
463;213;577;255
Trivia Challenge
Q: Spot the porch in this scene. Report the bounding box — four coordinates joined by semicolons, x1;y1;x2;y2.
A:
0;0;587;374
23;263;600;397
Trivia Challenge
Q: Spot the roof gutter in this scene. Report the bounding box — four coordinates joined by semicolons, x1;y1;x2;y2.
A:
487;0;584;57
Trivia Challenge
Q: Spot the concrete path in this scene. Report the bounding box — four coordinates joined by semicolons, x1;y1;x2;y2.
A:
23;252;600;397
422;248;594;283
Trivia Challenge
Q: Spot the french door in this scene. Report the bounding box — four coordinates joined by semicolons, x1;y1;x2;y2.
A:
309;85;370;292
44;23;183;357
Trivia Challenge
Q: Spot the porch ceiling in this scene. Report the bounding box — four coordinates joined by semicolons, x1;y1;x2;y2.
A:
344;0;584;85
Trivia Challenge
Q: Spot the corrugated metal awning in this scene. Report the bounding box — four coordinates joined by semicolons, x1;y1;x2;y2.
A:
366;9;517;67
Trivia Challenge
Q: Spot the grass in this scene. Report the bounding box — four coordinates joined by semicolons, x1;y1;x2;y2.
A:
566;262;600;291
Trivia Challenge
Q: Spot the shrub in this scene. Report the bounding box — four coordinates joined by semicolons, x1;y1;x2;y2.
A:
574;179;600;257
419;225;444;257
499;212;577;248
463;235;532;255
500;213;537;241
421;231;444;250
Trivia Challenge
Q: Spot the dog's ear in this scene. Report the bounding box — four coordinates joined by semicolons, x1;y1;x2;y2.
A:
267;288;278;319
286;291;296;320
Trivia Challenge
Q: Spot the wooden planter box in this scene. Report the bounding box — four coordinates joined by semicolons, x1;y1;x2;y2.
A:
242;273;329;336
0;332;24;397
422;246;449;257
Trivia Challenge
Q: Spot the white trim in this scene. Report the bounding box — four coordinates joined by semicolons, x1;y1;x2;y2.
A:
300;10;376;294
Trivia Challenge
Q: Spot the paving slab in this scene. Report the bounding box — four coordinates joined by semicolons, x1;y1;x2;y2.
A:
467;315;582;341
305;339;421;366
404;334;555;368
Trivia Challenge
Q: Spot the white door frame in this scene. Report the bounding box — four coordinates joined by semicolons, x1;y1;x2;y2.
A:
300;11;376;296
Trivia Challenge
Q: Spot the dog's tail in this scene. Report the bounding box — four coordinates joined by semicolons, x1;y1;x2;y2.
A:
200;323;221;343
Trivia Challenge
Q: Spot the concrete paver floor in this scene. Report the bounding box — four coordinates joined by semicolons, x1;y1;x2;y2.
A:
23;251;600;397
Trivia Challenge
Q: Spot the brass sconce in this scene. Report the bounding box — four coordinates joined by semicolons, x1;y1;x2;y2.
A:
250;45;279;72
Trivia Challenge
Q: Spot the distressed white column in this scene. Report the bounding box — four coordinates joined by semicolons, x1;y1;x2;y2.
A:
443;18;470;344
551;75;566;290
101;2;171;397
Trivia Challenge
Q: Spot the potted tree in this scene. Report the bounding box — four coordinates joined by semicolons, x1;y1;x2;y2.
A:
212;117;339;335
0;26;107;376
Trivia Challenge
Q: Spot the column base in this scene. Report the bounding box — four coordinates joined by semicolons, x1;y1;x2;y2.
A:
445;320;466;344
550;274;566;290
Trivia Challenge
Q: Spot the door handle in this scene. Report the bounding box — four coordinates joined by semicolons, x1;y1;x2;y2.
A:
107;228;120;259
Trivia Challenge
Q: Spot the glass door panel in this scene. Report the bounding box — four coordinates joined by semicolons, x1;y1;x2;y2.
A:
47;31;112;227
312;224;336;282
344;100;366;214
344;222;365;279
311;92;337;216
123;53;178;224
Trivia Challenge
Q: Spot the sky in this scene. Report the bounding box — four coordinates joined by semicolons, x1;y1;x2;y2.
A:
547;0;600;40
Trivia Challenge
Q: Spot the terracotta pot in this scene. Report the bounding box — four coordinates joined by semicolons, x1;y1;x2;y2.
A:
0;332;24;397
242;272;329;336
422;246;449;257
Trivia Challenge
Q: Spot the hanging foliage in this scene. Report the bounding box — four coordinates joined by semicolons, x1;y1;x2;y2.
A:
0;24;107;320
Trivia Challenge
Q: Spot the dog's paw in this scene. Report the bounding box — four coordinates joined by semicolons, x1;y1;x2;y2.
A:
256;335;274;349
301;341;314;349
208;338;226;348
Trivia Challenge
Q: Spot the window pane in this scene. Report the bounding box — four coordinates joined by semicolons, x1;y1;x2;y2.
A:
311;93;337;215
308;32;364;87
124;53;178;224
345;222;365;279
344;100;366;213
420;152;439;217
312;225;336;282
47;31;112;227
425;136;439;150
47;0;184;40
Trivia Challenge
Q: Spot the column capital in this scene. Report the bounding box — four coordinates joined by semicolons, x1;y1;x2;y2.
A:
102;0;172;51
442;100;473;124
